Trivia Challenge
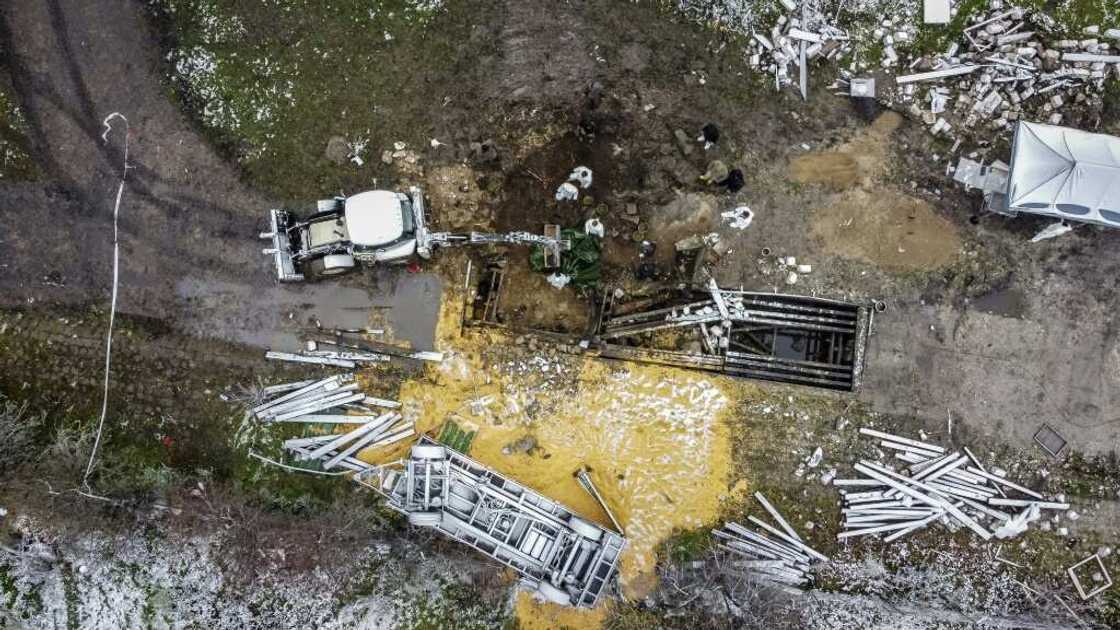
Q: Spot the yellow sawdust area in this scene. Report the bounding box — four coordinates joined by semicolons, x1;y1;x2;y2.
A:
810;188;962;271
514;590;608;630
789;111;962;271
356;279;747;627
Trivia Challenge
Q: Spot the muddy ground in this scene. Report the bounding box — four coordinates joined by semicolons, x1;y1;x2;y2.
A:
1;0;1119;628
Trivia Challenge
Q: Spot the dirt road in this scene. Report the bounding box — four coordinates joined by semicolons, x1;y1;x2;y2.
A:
0;0;440;351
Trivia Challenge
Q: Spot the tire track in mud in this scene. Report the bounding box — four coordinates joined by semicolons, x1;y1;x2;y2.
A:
0;0;377;352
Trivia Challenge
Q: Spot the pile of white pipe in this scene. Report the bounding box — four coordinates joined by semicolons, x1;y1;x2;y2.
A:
834;427;1069;543
713;492;829;587
250;374;401;423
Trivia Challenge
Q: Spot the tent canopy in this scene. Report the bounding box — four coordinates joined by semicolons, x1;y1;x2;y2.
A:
1006;121;1120;227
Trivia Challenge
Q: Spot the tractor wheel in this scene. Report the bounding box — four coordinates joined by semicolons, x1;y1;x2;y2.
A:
305;254;355;281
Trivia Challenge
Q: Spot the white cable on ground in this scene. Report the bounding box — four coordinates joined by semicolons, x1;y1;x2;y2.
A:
82;113;130;489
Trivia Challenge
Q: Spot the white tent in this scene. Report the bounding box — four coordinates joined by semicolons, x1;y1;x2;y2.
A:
1005;121;1120;227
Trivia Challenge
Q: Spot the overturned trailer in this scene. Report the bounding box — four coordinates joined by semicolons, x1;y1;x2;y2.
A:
360;438;626;608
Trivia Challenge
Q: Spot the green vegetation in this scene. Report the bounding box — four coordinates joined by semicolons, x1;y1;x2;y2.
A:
398;579;511;630
0;87;37;181
1;562;44;622
150;0;496;198
438;420;476;455
530;230;602;289
658;526;715;564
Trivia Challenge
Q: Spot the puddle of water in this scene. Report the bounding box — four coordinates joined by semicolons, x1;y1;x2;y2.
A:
971;287;1026;318
368;268;442;351
175;270;442;351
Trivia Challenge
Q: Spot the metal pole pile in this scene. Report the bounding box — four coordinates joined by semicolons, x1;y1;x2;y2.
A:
283;412;414;471
249;375;414;472
833;427;1070;543
713;492;829;588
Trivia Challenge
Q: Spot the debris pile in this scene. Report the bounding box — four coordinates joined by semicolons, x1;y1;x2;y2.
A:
598;284;863;390
745;0;852;98
713;492;829;588
282;412;413;472
250;374;404;423
833;427;1070;542
885;6;1120;137
249;375;413;471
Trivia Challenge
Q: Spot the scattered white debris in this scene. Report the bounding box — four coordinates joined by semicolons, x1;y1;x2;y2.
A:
993;503;1040;539
546;273;572;289
885;5;1120;142
1030;221;1073;242
807;446;824;468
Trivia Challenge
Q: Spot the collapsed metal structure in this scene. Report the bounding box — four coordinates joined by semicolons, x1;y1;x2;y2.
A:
466;268;872;391
463;266;873;390
360;438;626;608
595;281;870;391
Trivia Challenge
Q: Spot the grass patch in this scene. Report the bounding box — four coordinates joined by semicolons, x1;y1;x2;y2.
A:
0;86;37;181
150;0;498;199
398;578;511;630
658;526;716;564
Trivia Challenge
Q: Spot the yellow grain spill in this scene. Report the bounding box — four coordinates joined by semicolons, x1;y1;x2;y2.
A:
514;590;608;630
356;279;740;626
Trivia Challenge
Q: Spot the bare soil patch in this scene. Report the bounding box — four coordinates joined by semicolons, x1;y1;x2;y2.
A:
811;188;962;271
790;111;903;190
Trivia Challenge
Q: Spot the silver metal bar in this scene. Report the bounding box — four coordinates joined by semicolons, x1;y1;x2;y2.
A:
252;375;343;414
265;351;355;368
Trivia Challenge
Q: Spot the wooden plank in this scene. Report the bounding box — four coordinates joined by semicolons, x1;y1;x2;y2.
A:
252;376;341;414
323;414;398;469
721;524;809;563
1062;52;1120;63
880;440;943;458
265;351;355;368
270;414;376;424
304;418;386;461
272;392;366;421
838;520;923;538
964;445;1006;498
746;516;829;562
883;510;946;542
832;479;885;487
